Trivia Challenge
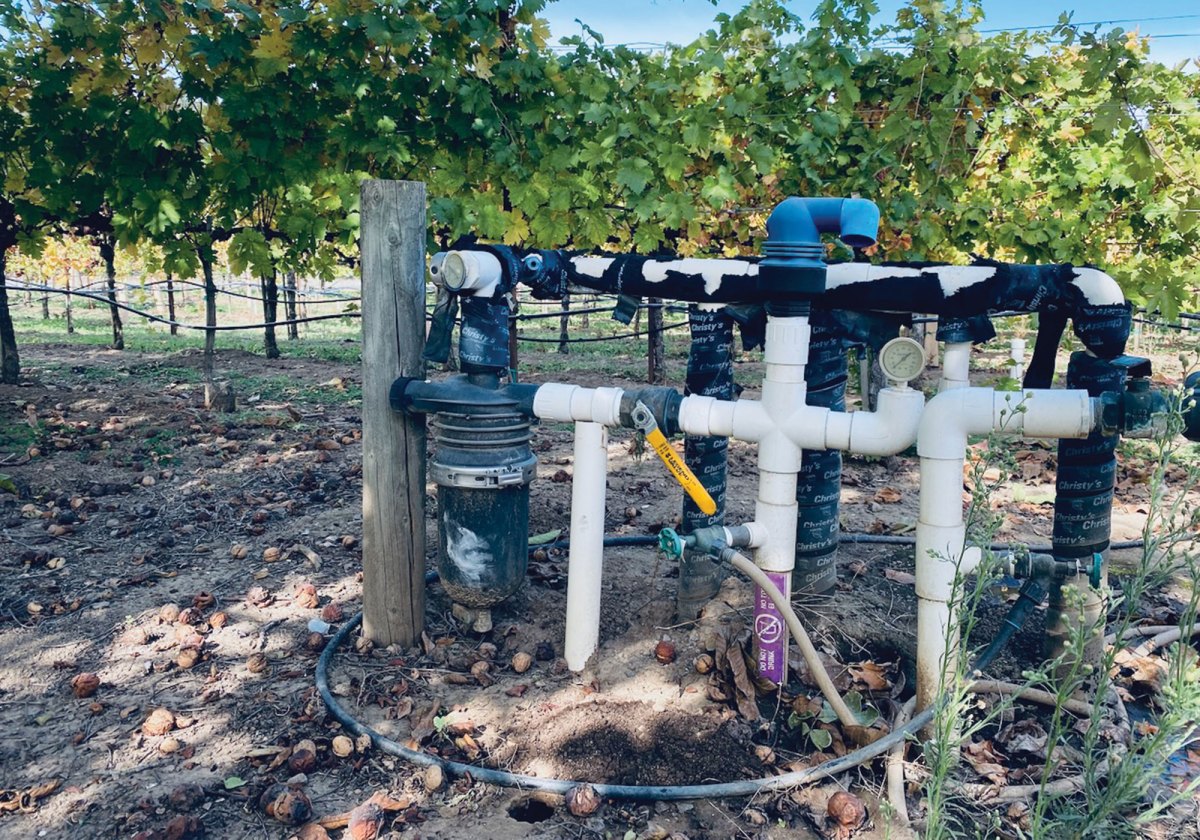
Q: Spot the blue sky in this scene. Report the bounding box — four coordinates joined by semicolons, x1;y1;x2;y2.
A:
540;1;1200;66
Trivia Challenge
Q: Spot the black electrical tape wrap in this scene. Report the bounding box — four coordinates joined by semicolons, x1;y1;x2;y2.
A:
795;312;847;594
1053;352;1124;558
678;306;736;616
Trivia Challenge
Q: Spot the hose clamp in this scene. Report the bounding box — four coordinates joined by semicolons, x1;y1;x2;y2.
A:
430;456;536;489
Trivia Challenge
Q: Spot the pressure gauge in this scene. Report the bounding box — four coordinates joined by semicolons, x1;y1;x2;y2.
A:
878;337;926;385
440;251;468;291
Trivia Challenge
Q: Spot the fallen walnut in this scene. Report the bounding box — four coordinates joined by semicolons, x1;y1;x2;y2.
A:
162;814;204;840
566;783;600;817
167;783;205;812
346;801;384;840
654;640;677;665
826;790;867;838
142;708;176;736
511;652;533;674
288;748;318;774
70;672;100;698
294;583;319;609
260;783;312;826
422;765;444;793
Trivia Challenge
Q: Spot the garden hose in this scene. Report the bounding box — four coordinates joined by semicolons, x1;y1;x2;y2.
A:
317;611;939;800
332;539;1096;800
527;533;1146;556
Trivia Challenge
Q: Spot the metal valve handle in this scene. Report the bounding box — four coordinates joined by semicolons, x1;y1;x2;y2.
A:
632;401;717;516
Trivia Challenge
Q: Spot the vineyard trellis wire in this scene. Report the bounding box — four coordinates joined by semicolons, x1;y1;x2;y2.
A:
7;281;698;382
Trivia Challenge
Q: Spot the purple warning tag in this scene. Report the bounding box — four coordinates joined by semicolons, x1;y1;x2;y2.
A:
754;572;789;685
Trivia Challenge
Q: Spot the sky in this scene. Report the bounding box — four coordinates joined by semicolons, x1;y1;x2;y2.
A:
540;1;1200;66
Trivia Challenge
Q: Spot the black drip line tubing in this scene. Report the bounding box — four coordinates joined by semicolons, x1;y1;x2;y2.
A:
1132;316;1196;333
530;533;1145;554
510;304;689;322
517;320;692;344
7;283;360;331
318;613;939;799
46;276;361;305
318;539;1040;799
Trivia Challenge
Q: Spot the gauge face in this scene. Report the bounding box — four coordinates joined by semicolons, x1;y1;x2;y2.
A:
441;252;467;290
879;337;926;383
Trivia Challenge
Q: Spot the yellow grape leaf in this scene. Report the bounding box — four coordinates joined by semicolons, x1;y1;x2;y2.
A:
530;17;551;48
163;19;188;47
253;28;292;60
473;52;495;81
69;72;100;99
502;211;530;246
1054;121;1085;144
135;34;161;66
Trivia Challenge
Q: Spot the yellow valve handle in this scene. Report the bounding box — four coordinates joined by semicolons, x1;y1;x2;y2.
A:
633;401;717;516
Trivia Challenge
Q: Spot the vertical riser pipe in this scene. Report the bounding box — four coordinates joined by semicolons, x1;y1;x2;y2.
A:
794;318;846;595
564;421;610;671
678;306;735;618
1048;352;1123;676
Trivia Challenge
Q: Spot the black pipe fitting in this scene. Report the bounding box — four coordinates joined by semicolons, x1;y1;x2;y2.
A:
936;314;996;345
392;375;531;417
1012;551;1103;588
618;387;684;436
1185;371;1200;442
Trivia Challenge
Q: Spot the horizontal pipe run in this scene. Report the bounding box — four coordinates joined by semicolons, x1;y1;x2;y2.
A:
533;383;624;426
678;386;924;457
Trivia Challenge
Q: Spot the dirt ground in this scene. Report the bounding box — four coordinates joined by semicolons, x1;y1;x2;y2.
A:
1;336;1196;840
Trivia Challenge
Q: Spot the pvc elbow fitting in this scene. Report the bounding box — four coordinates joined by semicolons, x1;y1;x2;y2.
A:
765;197;880;249
441;250;502;297
846;387;924;455
836;198;880;249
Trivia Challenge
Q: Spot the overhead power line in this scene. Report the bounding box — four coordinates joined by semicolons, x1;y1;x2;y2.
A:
977;13;1200;33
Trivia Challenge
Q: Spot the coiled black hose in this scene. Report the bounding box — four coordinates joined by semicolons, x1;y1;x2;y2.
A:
528;533;1145;554
319;550;1050;800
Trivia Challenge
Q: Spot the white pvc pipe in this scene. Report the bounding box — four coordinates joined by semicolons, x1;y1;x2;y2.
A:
940;342;972;391
440;250;503;296
679;385;925;457
751;314;810;683
1010;338;1026;383
533;383;624;426
820;386;925;455
913;386;1097;714
563;421;609;671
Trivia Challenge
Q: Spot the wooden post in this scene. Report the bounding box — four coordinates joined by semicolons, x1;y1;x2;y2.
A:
558;293;570;354
647;297;664;384
360;180;428;647
922;315;939;368
508;286;519;379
